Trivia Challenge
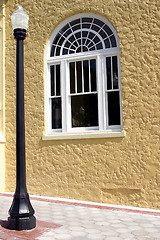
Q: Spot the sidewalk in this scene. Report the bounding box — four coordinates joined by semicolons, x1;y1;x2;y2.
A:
0;193;160;240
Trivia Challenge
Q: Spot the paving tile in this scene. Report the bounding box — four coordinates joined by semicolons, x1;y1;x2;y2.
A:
88;233;104;239
0;194;160;240
71;231;87;237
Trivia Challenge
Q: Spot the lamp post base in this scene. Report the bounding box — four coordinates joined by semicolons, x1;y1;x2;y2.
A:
8;216;36;231
8;193;36;230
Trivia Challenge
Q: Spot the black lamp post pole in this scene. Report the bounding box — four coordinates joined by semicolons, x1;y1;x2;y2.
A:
8;28;36;231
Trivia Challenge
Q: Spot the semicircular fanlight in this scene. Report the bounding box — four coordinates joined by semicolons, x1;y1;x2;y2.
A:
51;17;117;57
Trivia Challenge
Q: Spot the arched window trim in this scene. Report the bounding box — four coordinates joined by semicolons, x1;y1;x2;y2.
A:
43;13;125;140
46;13;120;59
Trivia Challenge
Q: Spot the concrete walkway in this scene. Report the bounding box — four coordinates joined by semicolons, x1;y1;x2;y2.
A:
0;193;160;240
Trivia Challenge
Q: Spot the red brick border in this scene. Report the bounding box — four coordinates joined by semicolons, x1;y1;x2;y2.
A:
1;192;160;216
0;220;62;240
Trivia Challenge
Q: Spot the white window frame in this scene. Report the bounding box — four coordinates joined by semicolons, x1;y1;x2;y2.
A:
43;13;125;140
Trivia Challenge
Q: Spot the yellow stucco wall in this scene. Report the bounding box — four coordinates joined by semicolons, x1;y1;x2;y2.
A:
4;0;160;209
0;0;5;192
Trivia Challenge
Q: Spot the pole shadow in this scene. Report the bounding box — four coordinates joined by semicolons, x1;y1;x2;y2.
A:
0;219;8;229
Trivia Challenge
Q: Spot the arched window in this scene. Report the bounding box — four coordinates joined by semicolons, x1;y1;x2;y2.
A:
45;13;123;138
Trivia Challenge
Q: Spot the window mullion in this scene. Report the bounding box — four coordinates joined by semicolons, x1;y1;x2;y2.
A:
118;54;123;129
61;60;68;132
47;65;52;133
89;60;91;92
54;65;56;96
75;62;77;93
82;60;84;93
97;55;105;131
111;56;113;89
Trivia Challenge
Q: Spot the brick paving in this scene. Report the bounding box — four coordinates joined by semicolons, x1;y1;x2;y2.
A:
0;193;160;240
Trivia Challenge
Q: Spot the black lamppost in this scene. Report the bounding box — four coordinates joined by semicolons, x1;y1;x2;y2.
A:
8;6;36;231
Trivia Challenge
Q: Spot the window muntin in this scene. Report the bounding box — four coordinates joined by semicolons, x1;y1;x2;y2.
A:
51;17;117;57
50;64;62;129
46;14;122;134
69;59;97;94
69;58;98;128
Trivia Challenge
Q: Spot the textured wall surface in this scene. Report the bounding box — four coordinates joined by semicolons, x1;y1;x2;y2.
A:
0;0;5;191
5;0;160;209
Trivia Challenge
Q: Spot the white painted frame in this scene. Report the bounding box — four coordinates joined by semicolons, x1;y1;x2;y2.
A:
44;13;124;139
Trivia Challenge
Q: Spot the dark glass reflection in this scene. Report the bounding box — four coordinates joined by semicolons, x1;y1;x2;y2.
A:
110;35;117;47
51;65;61;96
112;56;118;89
90;59;97;91
108;92;120;125
70;62;75;93
52;98;62;129
83;60;89;92
76;61;82;93
62;48;68;55
93;18;104;27
50;65;55;96
70;19;80;26
53;33;60;45
103;25;113;36
61;24;69;34
56;65;61;96
106;57;112;90
50;45;55;57
51;17;118;57
104;39;110;48
82;17;92;23
55;47;60;56
71;94;98;127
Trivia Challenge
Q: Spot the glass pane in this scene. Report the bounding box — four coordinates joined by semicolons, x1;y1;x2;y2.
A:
70;19;80;26
82;23;91;29
103;25;113;36
99;29;107;39
65;28;72;36
52;98;62;129
50;45;55;57
76;61;82;93
88;41;94;49
70;62;75;94
50;65;55;96
82;31;88;37
82;17;92;23
71;94;98;127
107;92;120;125
104;38;110;48
73;24;81;31
58;36;65;46
93;18;104;27
64;41;70;48
62;48;68;55
112;56;118;89
110;35;117;47
53;33;61;45
83;60;89;92
56;65;61;96
96;42;103;50
94;36;100;44
88;32;94;40
91;24;100;32
55;46;60;56
61;23;69;34
90;59;97;91
106;57;112;90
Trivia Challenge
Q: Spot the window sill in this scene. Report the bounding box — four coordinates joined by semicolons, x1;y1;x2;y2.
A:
42;130;126;140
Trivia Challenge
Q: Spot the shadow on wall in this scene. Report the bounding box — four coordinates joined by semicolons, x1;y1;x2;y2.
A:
38;137;124;148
